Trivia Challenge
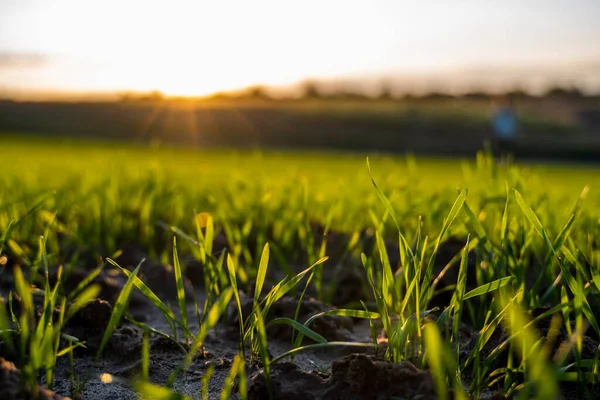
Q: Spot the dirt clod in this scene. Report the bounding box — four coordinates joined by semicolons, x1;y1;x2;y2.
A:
69;298;112;332
325;354;438;400
249;362;327;400
249;353;440;400
0;357;68;400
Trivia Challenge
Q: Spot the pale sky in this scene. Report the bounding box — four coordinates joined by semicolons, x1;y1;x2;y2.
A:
1;0;599;97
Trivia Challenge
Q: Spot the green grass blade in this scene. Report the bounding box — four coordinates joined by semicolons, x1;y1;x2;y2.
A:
267;256;328;306
254;307;271;396
172;237;188;333
424;322;467;400
294;309;380;348
65;284;102;322
500;182;510;243
0;219;15;254
135;382;192;400
271;342;376;364
464;201;493;254
366;157;399;231
219;353;243;400
424;323;449;400
204;213;214;257
201;365;215;400
13;265;33;314
226;254;244;348
107;258;192;337
95;264;141;360
0;298;14;350
376;231;396;308
266;317;327;343
291;270;314;351
463;277;514;300
237;351;248;400
68;262;105;301
424;189;467;292
141;329;149;381
254;243;270;307
513;190;546;242
499;298;559;399
125;315;187;354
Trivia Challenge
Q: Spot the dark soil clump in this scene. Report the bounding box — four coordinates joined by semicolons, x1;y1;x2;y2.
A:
249;353;439;400
0;357;68;400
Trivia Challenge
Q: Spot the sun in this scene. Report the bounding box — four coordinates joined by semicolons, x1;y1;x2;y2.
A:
64;1;319;97
2;0;382;97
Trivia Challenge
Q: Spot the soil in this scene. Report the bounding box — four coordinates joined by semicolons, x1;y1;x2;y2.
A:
248;354;439;400
0;357;68;400
1;237;598;399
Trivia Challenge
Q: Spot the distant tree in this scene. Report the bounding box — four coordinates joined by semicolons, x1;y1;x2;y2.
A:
243;85;271;100
140;90;164;102
377;80;395;100
505;87;530;99
206;91;235;101
545;86;584;99
300;80;322;99
118;92;133;102
462;91;489;100
419;92;454;101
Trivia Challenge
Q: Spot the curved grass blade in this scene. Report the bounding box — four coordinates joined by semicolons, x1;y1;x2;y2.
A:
266;256;328;307
219;353;244;400
366;157;399;231
141;330;149;381
172;237;188;333
107;258;192;338
13;265;33;313
68;262;105;301
266;317;327;344
96;264;141;360
426;189;467;281
307;309;380;324
135;381;192;400
227;254;244;351
499;298;559;399
254;307;271;398
271;342;376;364
291;270;314;351
254;243;270;307
423;322;468;400
500;181;510;243
463;277;514;301
294;309;380;348
0;219;15;254
125;315;187;354
201;365;215;400
464;201;493;254
65;284;102;322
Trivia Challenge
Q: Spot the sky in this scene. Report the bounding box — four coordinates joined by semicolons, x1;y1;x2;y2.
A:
1;0;599;98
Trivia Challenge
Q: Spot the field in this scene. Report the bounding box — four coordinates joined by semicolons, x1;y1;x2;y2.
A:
1;135;600;399
2;96;599;159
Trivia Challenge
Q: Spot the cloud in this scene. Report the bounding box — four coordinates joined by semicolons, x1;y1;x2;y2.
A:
0;52;49;68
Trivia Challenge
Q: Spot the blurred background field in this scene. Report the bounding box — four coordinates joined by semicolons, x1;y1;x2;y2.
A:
2;91;600;159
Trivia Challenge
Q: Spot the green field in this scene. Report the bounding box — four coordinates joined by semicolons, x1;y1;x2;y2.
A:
2;136;600;399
